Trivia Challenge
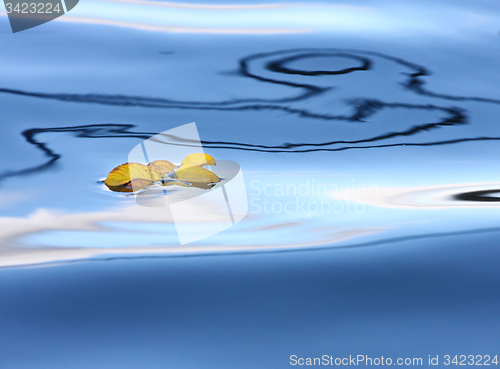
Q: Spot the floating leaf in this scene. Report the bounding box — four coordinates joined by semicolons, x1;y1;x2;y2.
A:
105;155;219;194
174;165;220;184
163;180;218;190
163;181;190;187
180;153;216;168
147;160;176;181
106;178;154;193
104;163;152;187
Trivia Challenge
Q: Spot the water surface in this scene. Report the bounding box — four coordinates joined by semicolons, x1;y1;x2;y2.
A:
1;0;500;367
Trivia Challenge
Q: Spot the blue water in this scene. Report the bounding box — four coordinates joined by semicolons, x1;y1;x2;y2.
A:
1;0;500;367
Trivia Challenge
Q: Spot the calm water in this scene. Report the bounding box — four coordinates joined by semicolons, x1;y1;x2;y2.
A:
1;1;500;368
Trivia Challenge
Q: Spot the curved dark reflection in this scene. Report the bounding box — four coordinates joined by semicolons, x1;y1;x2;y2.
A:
3;124;500;186
266;52;371;76
2;49;500;183
0;124;151;184
2;48;499;120
454;190;500;202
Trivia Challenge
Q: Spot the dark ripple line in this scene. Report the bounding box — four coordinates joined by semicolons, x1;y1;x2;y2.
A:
0;123;493;187
1;48;495;120
266;52;371;76
202;136;500;153
0;124;152;183
1;48;497;185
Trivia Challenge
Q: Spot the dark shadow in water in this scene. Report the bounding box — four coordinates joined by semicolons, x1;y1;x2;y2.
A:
266;52;371;76
2;49;500;184
454;190;500;202
2;48;498;121
335;48;500;105
4;226;500;270
4;125;500;185
4;119;496;185
0;125;153;183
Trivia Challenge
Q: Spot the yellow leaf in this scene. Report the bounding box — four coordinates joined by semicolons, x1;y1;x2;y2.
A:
104;163;152;187
174;165;220;184
147;160;176;181
105;178;154;193
163;181;190;187
180;153;216;168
